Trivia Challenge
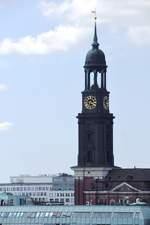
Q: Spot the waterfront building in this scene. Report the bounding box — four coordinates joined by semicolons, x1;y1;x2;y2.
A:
10;175;54;184
0;174;74;205
72;19;150;205
52;173;74;191
0;193;32;206
0;205;150;225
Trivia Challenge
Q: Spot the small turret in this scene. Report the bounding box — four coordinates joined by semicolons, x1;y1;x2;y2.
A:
84;19;107;90
84;20;106;71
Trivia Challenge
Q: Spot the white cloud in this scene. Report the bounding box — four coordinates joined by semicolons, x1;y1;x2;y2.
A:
40;0;150;24
0;25;84;55
128;26;150;45
0;84;8;92
40;0;150;46
0;0;149;56
0;122;13;131
40;0;98;23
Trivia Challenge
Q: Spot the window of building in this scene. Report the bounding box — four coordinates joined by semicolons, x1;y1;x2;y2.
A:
87;150;93;162
36;212;40;218
26;212;36;218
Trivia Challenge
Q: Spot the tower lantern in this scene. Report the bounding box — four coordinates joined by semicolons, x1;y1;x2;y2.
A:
84;17;107;90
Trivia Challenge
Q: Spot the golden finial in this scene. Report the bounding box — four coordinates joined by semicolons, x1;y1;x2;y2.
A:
91;10;97;21
91;10;99;48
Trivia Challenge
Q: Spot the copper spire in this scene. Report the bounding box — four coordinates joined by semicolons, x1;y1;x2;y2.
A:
91;10;99;49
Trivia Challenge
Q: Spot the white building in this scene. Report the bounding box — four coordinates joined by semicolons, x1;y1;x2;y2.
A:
0;174;74;205
10;174;54;184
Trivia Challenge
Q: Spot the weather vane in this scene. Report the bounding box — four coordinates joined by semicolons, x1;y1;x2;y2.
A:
91;10;97;21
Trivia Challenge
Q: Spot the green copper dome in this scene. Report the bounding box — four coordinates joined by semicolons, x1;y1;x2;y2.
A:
84;21;106;69
85;48;106;67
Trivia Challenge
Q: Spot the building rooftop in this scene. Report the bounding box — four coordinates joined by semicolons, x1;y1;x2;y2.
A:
108;168;150;181
0;205;149;224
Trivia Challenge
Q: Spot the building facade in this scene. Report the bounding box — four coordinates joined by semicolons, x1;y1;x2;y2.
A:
72;20;150;205
0;193;32;206
10;175;54;184
0;174;74;205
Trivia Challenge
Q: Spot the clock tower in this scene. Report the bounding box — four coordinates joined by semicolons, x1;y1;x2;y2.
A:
78;21;114;168
72;20;115;205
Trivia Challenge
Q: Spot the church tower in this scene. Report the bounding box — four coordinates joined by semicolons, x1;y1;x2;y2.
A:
72;19;115;205
78;21;114;168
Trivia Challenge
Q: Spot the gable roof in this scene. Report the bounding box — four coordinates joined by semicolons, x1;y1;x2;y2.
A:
111;182;141;192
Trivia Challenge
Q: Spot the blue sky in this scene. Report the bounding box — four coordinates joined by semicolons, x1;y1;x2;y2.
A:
0;0;150;182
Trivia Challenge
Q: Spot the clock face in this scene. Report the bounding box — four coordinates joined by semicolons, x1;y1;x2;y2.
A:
103;96;109;110
84;96;97;110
